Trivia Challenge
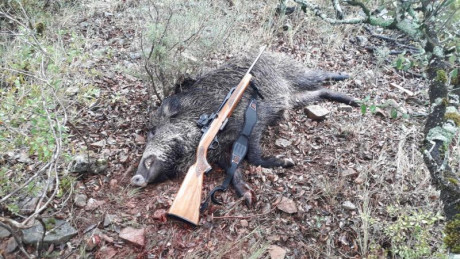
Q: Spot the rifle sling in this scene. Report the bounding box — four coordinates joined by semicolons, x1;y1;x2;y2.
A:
200;90;258;212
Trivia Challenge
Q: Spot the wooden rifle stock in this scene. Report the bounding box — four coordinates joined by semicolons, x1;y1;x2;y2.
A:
167;73;253;225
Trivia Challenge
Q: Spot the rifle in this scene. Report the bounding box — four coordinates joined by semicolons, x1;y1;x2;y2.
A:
167;46;266;225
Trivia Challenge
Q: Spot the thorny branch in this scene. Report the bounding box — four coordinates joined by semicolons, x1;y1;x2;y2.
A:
0;5;70;256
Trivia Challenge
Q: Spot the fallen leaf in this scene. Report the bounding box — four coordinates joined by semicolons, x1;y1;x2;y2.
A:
153;209;167;222
268;245;286;259
276;197;297;214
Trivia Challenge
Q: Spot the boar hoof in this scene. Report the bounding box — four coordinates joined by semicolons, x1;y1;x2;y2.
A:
274;155;295;168
131;175;148;187
282;157;295;167
242;189;256;208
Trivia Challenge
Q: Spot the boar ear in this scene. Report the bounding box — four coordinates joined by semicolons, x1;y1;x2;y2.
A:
174;76;196;94
161;96;181;118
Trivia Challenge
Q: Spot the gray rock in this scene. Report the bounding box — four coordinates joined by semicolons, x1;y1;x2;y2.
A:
104;214;116;227
342;201;357;211
68;154;107;174
22;219;77;245
338;105;353;112
0;225;11;238
19;197;39;214
17;152;31;163
74;194;88;208
65;86;80;96
306;105;330;120
356;35;368;46
448;253;460;259
275;138;292;148
5;237;17;253
81;61;96;69
85;198;106;211
129;52;141;60
118;39;126;46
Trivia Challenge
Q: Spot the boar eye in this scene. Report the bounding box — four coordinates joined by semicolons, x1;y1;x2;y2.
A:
147;129;155;140
144;157;153;169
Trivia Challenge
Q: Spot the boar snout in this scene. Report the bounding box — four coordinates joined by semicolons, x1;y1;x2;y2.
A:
131;174;147;187
131;155;161;187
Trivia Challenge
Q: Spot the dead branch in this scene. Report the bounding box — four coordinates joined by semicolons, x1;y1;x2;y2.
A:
331;0;343;20
294;0;366;24
0;222;33;259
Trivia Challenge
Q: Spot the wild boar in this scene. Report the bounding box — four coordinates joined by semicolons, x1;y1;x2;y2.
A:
131;51;358;203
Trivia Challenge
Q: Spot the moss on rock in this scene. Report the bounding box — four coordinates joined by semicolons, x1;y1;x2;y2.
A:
444;214;460;253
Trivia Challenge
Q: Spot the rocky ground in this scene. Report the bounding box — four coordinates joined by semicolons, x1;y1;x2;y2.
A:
0;1;446;259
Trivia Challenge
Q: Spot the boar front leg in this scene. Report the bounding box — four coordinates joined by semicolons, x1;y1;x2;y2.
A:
232;166;256;207
246;124;295;168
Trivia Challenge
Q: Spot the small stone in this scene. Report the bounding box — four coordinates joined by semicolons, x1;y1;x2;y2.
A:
129;52;142;60
18;152;31;163
106;137;117;145
134;134;145;144
342;201;357;211
119;227;145;247
240;220;249;227
79;21;89;28
268;245;286;259
306;105;330;120
97;246;117;259
354;176;364;184
85;198;106;211
90;140;106;148
341;168;358;177
74;194;87;208
22;219;77;245
5;237;17;253
65;86;80;96
277;197;297;214
275;138;292;148
356;35;368;46
109;179;118;188
68;155;107;174
0;226;11;238
104;214;116;227
19;197;39;214
338;105;352;112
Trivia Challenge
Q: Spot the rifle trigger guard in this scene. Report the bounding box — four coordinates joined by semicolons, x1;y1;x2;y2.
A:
209;137;219;150
210;186;226;205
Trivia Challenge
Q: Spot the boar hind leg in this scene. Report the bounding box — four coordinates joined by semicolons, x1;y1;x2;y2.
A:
292;89;359;107
292;71;349;90
247;125;295;168
232;167;256;207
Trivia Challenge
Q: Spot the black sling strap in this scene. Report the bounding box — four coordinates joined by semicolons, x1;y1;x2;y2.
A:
200;88;260;212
